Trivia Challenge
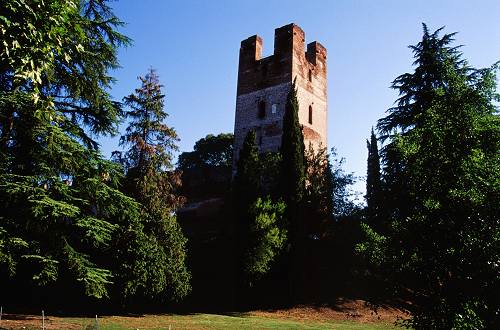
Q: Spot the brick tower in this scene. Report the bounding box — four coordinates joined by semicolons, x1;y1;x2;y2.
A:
233;23;327;169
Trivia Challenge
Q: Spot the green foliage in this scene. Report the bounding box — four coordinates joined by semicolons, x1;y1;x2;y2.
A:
360;24;500;328
355;223;386;268
178;133;233;169
365;128;382;226
233;132;286;283
330;148;357;219
0;0;135;299
233;130;261;213
305;144;358;231
245;197;287;280
178;133;233;200
114;68;190;302
280;79;306;209
304;144;333;236
258;151;282;198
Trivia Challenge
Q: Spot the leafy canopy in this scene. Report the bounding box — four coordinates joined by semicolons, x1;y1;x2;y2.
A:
358;24;499;329
0;0;132;299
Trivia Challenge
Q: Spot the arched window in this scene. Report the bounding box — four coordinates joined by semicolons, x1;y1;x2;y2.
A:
308;69;313;82
308;105;313;124
258;100;266;119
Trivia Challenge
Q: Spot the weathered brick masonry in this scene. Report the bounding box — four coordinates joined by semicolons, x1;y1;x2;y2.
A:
233;23;328;170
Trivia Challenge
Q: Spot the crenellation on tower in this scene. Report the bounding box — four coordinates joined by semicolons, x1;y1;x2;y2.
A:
306;41;327;66
239;35;262;68
233;23;328;171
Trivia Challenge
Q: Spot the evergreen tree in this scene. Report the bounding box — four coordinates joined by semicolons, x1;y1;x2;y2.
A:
114;68;191;302
358;24;500;328
375;24;467;224
233;130;260;214
377;24;467;137
279;79;307;299
0;0;138;300
232;131;260;277
365;128;382;228
280;79;306;233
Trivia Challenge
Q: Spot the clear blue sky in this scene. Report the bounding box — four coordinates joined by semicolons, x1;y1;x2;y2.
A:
101;0;500;196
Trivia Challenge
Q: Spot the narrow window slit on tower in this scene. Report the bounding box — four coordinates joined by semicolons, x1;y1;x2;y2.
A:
308;105;313;124
308;69;312;82
258;100;266;119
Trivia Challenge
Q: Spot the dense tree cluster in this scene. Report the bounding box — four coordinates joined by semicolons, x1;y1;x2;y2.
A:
231;81;357;295
0;0;189;305
358;24;499;328
1;1;497;327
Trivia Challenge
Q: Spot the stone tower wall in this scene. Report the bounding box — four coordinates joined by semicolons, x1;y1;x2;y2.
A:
233;23;327;168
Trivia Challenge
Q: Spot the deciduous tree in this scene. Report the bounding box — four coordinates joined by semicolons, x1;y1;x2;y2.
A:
178;133;233;200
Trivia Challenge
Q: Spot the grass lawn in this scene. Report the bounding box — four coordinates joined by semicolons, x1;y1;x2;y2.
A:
0;312;400;329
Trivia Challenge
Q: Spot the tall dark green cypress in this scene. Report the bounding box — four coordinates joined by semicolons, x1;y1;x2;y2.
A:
280;79;306;217
280;79;306;299
365;128;381;226
233;130;260;213
232;130;260;284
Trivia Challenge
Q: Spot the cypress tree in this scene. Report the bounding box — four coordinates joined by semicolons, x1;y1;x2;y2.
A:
232;130;260;285
233;130;260;212
365;128;382;226
279;79;306;299
280;79;306;222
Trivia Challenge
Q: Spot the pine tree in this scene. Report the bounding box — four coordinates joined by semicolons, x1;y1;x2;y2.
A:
358;24;500;328
375;24;467;225
365;128;382;227
114;68;191;302
377;24;467;137
0;0;136;300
